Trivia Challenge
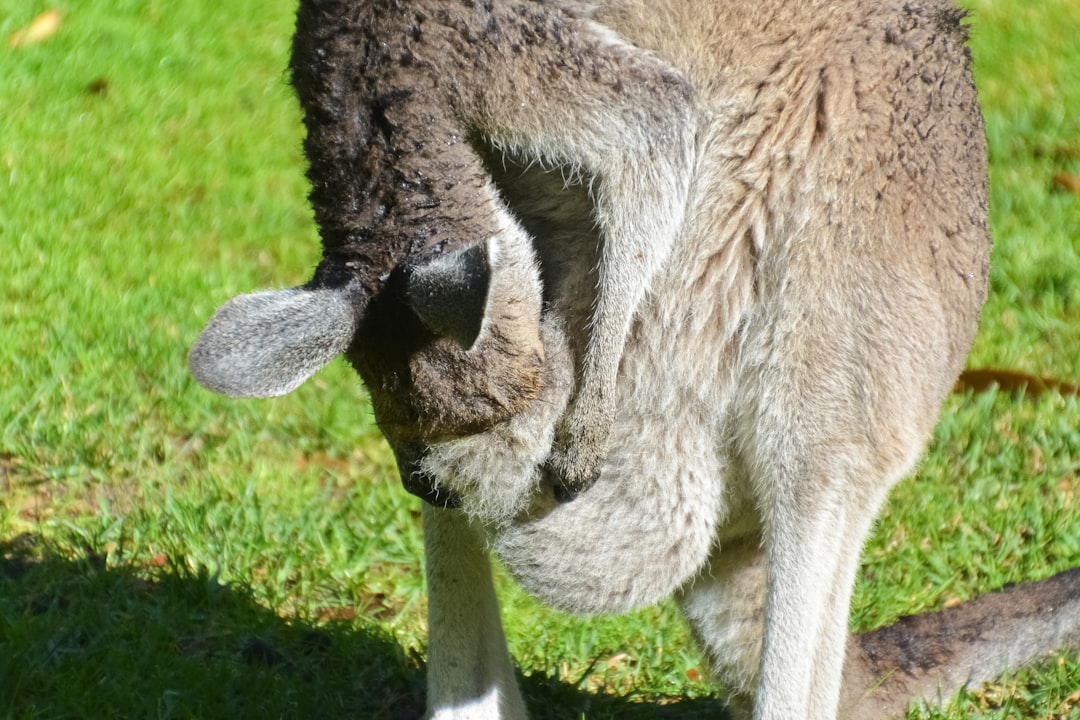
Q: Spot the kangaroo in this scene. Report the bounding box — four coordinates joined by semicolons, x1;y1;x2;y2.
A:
189;1;1079;718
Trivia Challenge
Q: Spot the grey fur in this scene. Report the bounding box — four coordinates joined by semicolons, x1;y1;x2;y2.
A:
189;1;1080;719
189;286;359;398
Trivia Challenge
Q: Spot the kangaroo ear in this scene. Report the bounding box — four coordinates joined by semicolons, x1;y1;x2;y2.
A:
189;286;359;398
406;243;491;349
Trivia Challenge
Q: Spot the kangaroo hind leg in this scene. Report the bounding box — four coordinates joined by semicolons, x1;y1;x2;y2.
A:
422;505;525;720
734;305;941;720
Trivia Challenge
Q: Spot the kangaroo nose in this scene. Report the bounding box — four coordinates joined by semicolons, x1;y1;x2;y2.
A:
393;444;461;509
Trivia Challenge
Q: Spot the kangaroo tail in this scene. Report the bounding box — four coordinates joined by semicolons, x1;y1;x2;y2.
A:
840;567;1080;719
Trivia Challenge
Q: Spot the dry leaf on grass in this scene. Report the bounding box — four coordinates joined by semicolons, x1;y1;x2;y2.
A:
1052;172;1080;196
9;10;62;49
955;368;1080;397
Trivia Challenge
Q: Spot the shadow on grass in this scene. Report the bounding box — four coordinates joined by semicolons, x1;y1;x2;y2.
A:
0;534;733;719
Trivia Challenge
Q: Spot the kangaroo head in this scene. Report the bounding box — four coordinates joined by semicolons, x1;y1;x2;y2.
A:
191;0;554;479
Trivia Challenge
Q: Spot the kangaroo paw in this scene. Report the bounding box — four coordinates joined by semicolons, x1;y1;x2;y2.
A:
544;403;609;499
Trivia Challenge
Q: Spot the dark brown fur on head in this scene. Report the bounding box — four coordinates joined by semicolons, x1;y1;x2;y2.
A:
288;0;555;444
348;265;547;447
290;0;495;294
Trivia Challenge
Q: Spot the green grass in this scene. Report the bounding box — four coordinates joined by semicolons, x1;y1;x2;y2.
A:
1;0;1078;718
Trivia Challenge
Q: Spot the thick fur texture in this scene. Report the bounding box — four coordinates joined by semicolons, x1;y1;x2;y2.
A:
290;0;697;495
189;1;1079;719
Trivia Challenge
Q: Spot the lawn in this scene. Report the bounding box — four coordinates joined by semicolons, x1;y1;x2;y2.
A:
1;0;1078;718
